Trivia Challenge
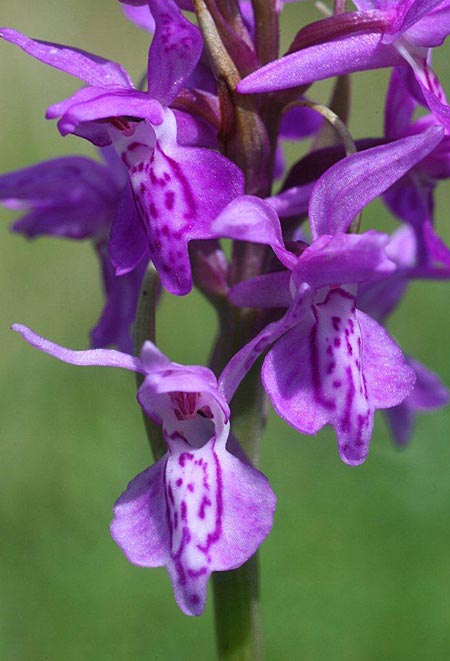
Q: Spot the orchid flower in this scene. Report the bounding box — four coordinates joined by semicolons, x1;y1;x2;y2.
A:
0;151;148;352
212;196;415;465
0;0;244;296
358;225;450;444
12;324;276;616
238;0;450;129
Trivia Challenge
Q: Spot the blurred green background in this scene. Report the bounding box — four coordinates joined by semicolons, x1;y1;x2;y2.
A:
1;2;450;659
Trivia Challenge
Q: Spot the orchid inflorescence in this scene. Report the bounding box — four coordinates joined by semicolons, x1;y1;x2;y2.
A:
2;0;450;627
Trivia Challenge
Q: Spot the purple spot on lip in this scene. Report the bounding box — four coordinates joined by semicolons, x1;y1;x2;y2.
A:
181;500;188;522
326;361;336;374
179;452;194;467
332;316;341;331
187;483;194;493
187;567;207;578
198;496;212;520
176;478;183;487
334;337;341;348
165;190;175;210
333;380;342;388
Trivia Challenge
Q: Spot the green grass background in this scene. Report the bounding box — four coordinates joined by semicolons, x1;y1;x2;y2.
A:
1;2;450;659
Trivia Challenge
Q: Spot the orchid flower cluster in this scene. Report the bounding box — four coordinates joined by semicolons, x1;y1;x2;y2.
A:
2;0;450;625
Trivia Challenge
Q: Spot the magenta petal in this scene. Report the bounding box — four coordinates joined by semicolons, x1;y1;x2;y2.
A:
309;126;444;238
262;288;405;465
127;116;244;295
356;310;415;409
292;231;395;289
121;3;155;32
109;181;149;275
219;283;313;401
237;32;399;93
1;156;118;240
0;28;133;88
12;324;145;373
147;0;203;105
265;183;315;218
229;271;292;308
407;358;450;409
111;439;275;616
212;196;296;269
57;91;164;136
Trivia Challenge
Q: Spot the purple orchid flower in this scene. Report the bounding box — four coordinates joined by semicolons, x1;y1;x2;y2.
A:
238;0;450;129
0;152;147;352
211;196;416;465
358;224;450;444
382;67;450;263
1;1;245;296
12;324;276;616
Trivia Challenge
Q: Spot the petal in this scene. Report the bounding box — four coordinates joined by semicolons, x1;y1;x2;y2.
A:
56;91;165;137
385;67;417;139
237;32;399;94
229;271;292;308
356;310;416;408
309;126;444;238
126;111;244;295
109;180;150;275
262;288;410;465
407;358;450;409
111;437;275;616
265;182;315;218
279;105;323;139
1;156;119;239
219;283;313;401
121;3;156;32
292;231;395;289
90;244;148;352
12;324;145;373
212;196;296;269
147;0;203;105
0;28;133;88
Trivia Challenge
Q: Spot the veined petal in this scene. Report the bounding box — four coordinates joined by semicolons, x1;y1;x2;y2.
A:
1;156;119;240
356;310;415;409
12;324;145;373
292;231;395;289
229;271;293;308
147;0;203;105
309;126;444;238
0;28;133;88
109;181;149;275
90;245;148;353
56;91;165;137
212;196;296;270
265;183;315;218
403;1;450;46
120;111;244;295
384;357;449;445
111;435;275;616
121;3;156;32
237;32;399;93
262;287;375;465
219;283;313;401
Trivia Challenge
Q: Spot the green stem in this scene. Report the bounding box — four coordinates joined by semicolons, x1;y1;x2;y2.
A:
213;554;262;660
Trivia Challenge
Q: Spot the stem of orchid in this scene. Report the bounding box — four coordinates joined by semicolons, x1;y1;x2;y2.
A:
133;264;166;461
213;554;262;661
251;0;279;65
